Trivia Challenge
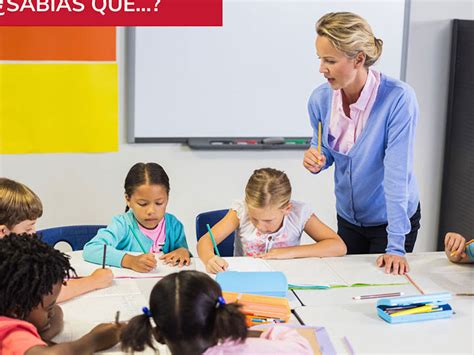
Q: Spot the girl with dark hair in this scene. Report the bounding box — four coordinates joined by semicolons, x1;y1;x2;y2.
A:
84;162;190;272
121;270;312;354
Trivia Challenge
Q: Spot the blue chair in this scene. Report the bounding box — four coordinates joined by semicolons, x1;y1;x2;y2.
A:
196;209;235;257
38;225;106;251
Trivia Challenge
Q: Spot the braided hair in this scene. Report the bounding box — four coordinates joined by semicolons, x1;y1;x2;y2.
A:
0;233;75;319
121;270;247;355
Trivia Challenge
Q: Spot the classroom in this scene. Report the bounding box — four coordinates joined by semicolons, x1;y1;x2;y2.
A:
0;0;473;354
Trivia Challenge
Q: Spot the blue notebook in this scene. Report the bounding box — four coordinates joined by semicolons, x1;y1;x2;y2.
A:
216;271;288;297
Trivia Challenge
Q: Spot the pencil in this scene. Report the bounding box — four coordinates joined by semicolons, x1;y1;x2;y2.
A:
352;292;403;300
318;121;322;154
115;311;120;324
450;239;474;256
206;223;221;257
405;273;424;294
102;244;107;269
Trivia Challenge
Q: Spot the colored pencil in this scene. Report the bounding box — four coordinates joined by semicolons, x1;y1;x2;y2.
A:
102;244;107;269
206;223;221;257
353;292;403;300
405;273;424;294
318;121;322;154
450;239;474;256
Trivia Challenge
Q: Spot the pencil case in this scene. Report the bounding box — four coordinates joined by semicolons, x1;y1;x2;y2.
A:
376;292;453;324
216;271;287;297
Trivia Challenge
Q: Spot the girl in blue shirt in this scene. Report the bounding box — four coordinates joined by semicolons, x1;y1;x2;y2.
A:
303;12;421;275
83;162;190;272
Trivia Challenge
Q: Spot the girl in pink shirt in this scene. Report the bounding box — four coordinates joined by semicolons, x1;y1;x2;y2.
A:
121;270;312;355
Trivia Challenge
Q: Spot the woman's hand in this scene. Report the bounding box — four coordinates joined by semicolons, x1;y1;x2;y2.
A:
376;254;409;275
303;147;326;173
160;247;191;267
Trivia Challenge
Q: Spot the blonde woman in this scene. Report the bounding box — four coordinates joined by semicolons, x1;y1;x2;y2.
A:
303;12;421;275
197;168;346;274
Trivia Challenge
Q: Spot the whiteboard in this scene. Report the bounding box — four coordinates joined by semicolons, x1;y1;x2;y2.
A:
128;0;408;144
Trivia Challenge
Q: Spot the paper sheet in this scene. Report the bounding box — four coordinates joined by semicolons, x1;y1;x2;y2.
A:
70;252;195;279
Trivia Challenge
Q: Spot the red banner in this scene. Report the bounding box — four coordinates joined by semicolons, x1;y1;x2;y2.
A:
0;0;222;26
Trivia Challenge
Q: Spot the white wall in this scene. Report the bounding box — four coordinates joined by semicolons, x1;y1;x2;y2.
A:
1;0;472;254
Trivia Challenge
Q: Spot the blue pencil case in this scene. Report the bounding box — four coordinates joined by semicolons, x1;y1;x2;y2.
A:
216;271;287;297
376;292;453;324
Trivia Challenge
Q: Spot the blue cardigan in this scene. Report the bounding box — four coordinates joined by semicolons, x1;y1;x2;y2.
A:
308;74;420;256
83;210;189;267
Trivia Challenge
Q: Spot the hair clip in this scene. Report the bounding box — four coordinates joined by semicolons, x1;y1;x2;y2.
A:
215;296;226;309
142;306;152;318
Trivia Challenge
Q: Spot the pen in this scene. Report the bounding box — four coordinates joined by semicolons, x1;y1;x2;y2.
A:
206;223;221;257
353;292;403;300
115;311;120;324
102;244;107;269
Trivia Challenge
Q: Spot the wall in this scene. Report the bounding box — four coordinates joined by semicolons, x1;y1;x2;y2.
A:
1;0;472;254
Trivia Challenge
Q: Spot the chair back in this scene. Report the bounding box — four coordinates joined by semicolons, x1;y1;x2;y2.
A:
38;225;105;251
196;209;235;257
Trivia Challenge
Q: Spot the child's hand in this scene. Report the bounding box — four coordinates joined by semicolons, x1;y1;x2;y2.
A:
303;147;326;173
87;322;123;352
445;232;467;261
206;255;228;274
257;248;289;259
160;247;190;267
122;253;157;273
89;268;114;290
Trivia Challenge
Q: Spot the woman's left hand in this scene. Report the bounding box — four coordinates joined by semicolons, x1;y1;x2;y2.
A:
160;248;191;267
376;254;409;275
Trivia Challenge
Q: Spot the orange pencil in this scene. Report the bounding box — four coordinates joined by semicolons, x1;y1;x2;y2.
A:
450;239;474;257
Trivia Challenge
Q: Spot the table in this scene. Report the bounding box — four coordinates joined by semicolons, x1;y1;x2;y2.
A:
54;252;473;354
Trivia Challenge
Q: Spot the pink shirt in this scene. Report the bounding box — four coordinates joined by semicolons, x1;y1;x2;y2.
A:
0;316;46;355
203;326;312;355
138;217;166;253
328;69;381;154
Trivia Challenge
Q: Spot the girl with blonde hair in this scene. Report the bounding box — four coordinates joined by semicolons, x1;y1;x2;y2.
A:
197;168;346;274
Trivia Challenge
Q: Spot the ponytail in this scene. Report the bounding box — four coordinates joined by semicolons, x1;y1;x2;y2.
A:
121;314;156;352
213;302;247;342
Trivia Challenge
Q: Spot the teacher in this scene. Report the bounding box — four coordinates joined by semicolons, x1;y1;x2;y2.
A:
303;12;420;275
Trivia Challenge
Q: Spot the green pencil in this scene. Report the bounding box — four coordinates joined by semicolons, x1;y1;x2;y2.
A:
206;223;221;257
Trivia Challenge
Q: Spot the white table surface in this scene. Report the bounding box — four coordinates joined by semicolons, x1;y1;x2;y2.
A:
54;251;473;354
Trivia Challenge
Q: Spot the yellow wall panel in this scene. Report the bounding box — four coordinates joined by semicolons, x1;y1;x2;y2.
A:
0;64;118;154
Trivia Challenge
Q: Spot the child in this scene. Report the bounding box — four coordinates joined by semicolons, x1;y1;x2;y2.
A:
121;270;312;354
0;177;113;303
83;162;190;272
445;232;474;263
198;168;347;273
0;233;121;354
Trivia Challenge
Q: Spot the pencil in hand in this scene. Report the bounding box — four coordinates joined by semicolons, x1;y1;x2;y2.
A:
102;244;107;269
206;223;221;257
450;239;474;257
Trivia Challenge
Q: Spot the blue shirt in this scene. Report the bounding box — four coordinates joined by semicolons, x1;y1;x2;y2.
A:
308;74;420;256
83;210;189;267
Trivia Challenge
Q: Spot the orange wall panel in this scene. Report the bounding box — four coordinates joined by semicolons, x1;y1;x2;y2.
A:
0;27;116;61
